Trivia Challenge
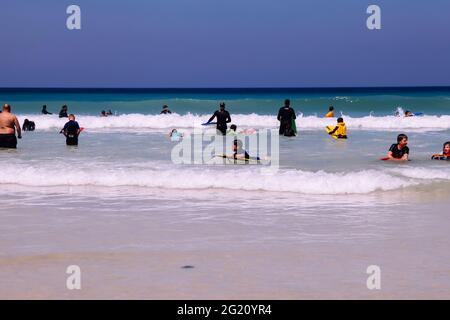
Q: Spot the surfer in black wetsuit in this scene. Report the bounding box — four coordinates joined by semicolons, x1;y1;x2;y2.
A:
60;114;81;146
206;102;231;135
277;99;296;137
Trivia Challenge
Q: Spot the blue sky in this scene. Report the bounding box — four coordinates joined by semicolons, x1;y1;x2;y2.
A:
0;0;449;87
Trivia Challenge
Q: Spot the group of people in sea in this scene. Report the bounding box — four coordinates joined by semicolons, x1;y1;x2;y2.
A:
43;104;115;118
41;104;70;118
1;101;449;161
163;99;446;161
0;104;83;147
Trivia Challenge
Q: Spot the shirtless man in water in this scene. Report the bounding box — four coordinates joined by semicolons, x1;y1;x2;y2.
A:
0;104;22;149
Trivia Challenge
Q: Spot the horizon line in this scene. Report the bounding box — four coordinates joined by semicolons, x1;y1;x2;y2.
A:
1;85;450;91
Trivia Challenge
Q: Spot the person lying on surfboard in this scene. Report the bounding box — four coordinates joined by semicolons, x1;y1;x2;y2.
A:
232;139;250;161
215;139;261;163
431;141;450;160
327;117;347;139
384;134;409;161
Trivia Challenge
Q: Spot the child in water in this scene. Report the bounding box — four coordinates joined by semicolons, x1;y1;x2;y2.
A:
226;124;238;136
444;142;450;156
61;114;81;146
327;117;347;139
386;134;409;161
169;129;183;142
431;141;450;160
226;124;257;136
325;106;334;118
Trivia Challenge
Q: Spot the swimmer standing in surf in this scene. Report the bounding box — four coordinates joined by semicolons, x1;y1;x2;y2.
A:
277;99;296;137
0;104;22;149
206;102;231;135
60;114;82;146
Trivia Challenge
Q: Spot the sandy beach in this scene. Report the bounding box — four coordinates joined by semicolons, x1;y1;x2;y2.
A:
1;185;449;299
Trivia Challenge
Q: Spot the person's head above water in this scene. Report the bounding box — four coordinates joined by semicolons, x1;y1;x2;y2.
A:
329;106;334;111
42;105;47;109
337;117;344;123
230;124;237;131
162;105;169;110
68;114;76;121
219;102;226;110
284;99;290;107
2;104;11;112
443;141;450;155
397;133;408;146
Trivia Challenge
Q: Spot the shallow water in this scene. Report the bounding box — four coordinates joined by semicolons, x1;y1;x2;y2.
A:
1;128;449;194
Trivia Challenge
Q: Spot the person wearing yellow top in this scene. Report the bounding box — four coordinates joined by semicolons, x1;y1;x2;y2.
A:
327;117;347;139
325;106;334;118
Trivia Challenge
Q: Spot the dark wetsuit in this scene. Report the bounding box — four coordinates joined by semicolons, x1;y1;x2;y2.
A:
389;144;409;159
63;120;80;146
207;110;231;135
0;134;17;149
277;106;296;136
22;121;35;131
59;110;68;118
42;108;52;115
160;109;172;114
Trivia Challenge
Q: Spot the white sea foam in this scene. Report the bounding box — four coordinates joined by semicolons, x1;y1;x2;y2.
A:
388;167;450;180
18;113;450;132
0;164;434;194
